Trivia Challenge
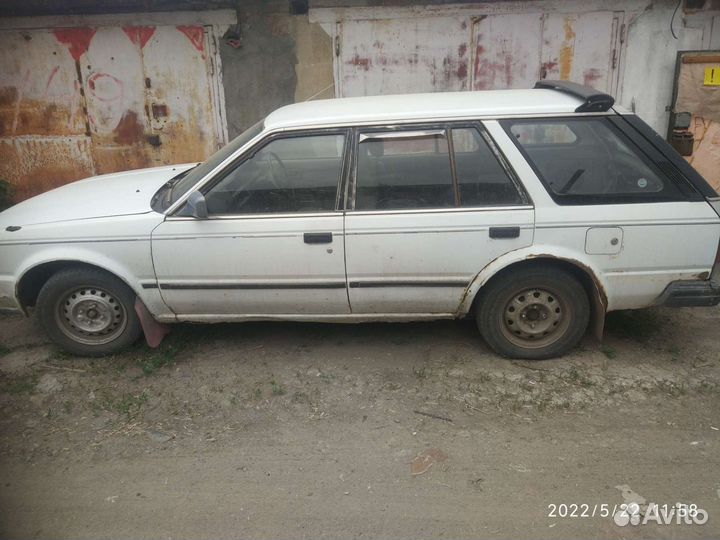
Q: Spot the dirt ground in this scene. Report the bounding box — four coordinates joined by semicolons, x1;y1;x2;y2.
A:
0;306;719;539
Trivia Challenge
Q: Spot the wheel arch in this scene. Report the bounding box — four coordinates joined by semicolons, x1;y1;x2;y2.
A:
459;248;608;339
15;252;154;315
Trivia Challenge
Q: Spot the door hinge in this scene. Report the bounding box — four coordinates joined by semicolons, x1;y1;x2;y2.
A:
619;23;625;44
612;49;618;69
335;34;340;57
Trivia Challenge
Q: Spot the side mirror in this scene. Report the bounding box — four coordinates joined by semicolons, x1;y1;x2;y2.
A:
179;190;208;219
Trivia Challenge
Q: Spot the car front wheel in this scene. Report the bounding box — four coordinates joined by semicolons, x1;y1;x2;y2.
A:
476;266;590;360
37;267;142;356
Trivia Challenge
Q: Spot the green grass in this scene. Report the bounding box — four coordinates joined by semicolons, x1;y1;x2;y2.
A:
600;345;618;360
413;365;428;380
0;344;12;357
136;346;178;375
2;374;37;395
106;391;148;419
270;380;286;396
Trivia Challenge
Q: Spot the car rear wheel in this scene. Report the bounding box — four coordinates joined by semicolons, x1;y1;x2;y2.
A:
37;267;142;356
476;266;590;359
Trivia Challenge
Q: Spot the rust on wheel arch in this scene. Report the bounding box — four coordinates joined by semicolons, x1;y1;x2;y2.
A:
527;254;608;341
462;253;608;342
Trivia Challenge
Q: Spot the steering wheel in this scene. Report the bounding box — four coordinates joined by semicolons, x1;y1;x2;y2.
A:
264;151;288;189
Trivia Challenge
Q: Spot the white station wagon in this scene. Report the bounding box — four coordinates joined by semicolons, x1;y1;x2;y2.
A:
1;80;719;359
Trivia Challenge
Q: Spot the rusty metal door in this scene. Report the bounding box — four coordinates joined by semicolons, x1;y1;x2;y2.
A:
470;11;622;92
0;29;96;201
0;24;225;201
469;13;544;91
538;12;623;94
334;10;624;98
335;16;471;97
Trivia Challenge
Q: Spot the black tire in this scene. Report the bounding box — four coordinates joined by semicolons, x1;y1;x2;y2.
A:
37;267;142;356
476;266;590;360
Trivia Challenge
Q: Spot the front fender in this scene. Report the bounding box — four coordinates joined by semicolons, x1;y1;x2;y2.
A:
13;244;170;318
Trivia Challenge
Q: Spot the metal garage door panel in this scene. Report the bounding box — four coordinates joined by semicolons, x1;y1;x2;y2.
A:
81;26;152;173
140;25;220;165
541;12;619;92
471;13;543;90
338;17;471;97
0;137;95;201
0;29;87;137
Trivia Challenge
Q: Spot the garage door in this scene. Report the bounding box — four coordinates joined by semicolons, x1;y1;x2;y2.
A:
335;10;623;98
0;24;226;201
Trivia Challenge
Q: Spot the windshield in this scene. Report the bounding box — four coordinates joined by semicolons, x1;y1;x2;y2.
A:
167;120;265;207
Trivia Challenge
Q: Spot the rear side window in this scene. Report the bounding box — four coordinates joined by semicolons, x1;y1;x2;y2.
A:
354;126;524;211
502;117;695;204
451;128;524;206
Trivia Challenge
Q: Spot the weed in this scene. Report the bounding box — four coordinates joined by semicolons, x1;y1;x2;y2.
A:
413;366;428;380
2;374;37;395
105;391;148;419
0;344;11;357
291;391;310;404
601;346;618;360
136;343;179;375
62;401;74;414
270;380;286;396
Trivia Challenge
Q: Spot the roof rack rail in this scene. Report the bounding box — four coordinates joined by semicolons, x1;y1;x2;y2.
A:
534;80;615;113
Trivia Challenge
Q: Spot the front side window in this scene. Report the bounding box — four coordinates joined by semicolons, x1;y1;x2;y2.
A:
502;117;694;204
205;133;346;215
355;130;455;210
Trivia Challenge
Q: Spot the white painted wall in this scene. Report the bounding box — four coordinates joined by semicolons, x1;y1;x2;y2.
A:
619;1;719;133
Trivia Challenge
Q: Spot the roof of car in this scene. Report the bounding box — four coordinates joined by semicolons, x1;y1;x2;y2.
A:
263;89;587;131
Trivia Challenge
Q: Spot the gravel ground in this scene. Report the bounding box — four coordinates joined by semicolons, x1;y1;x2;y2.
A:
0;306;719;539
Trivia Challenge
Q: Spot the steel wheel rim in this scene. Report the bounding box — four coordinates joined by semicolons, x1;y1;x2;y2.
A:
55;286;127;345
499;286;572;349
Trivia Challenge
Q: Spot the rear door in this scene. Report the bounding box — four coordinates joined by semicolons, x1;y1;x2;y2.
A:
344;124;534;314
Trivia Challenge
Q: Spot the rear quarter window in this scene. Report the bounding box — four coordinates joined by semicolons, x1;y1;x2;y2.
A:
502;117;698;205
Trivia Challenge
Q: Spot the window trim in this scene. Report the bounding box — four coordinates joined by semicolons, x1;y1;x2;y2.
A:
500;116;702;206
347;121;530;212
170;127;351;219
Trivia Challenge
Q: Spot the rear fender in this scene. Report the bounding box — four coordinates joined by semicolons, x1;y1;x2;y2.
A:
457;245;608;339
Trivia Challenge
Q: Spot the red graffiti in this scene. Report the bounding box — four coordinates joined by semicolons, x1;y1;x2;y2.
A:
53;27;96;61
177;25;205;55
87;72;123;102
349;54;371;71
44;65;60;96
583;68;602;88
122;26;155;48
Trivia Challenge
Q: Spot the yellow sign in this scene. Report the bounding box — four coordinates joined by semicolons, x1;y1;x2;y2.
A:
704;66;720;86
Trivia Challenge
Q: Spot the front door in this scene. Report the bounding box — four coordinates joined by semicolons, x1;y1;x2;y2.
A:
151;131;350;317
344;125;534;314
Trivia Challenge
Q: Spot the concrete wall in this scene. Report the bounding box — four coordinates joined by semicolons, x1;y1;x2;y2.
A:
620;0;720;133
219;1;334;139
